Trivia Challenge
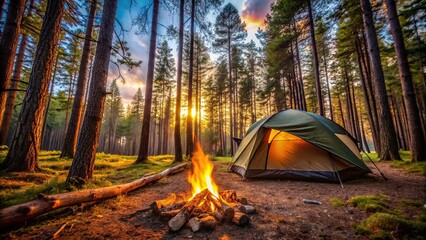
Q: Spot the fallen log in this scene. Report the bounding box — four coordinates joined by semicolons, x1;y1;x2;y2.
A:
168;189;208;231
0;163;187;228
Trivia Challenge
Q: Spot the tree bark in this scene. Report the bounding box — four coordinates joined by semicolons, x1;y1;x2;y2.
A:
0;0;26;132
0;163;186;228
66;0;118;181
307;0;324;116
61;0;97;158
0;34;27;145
360;0;400;160
0;0;65;172
173;0;184;163
137;0;159;163
186;0;195;156
384;0;425;161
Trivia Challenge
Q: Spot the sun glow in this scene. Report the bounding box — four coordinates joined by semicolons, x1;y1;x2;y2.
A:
187;141;219;200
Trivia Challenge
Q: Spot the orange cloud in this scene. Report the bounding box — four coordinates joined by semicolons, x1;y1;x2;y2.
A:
241;0;275;29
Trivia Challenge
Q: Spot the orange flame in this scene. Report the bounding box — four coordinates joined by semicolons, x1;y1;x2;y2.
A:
187;141;219;201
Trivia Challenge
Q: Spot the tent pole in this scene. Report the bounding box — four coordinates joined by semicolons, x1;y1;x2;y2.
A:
329;155;344;188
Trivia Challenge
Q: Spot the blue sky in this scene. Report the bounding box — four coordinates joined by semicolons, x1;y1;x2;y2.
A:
110;0;274;106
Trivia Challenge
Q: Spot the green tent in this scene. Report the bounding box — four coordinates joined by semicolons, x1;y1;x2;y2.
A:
229;109;371;182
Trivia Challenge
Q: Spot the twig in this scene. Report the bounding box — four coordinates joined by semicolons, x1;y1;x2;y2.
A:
51;222;68;239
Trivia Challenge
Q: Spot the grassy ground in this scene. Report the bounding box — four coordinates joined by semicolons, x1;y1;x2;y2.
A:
0;150;180;209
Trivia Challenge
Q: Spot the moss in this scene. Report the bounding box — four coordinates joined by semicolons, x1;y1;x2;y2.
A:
355;212;426;240
392;160;426;176
349;194;389;213
211;156;232;162
400;199;423;207
330;197;346;207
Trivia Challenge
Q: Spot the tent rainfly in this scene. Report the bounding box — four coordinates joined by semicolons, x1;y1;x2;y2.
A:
229;109;372;182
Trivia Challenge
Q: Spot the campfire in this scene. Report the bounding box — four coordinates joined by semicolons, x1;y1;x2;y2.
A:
150;142;256;232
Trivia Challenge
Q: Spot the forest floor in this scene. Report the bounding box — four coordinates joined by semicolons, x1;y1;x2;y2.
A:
1;153;425;240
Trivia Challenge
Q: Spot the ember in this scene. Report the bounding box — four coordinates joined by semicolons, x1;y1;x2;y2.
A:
150;141;256;232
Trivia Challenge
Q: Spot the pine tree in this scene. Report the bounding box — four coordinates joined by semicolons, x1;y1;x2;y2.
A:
1;0;66;172
67;0;118;181
213;3;247;155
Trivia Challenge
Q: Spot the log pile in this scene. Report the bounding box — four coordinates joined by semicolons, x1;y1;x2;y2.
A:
150;189;256;232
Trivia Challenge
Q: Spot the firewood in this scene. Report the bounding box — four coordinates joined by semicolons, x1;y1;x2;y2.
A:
187;216;216;232
168;189;209;231
232;211;250;226
159;209;180;219
220;190;237;203
237;197;248;205
151;193;176;210
0;163;187;228
212;211;223;223
237;205;256;214
207;194;234;221
157;202;185;213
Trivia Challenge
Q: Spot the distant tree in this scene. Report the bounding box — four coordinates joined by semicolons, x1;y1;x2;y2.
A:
154;40;175;154
384;0;425;161
129;88;144;155
0;0;66;172
136;0;159;163
67;0;118;182
0;0;26;133
213;3;246;155
61;0;98;158
359;0;400;160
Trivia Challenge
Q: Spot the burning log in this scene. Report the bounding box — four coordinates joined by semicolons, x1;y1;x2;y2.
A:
151;193;176;211
220;190;237;203
207;194;234;221
232;211;250;226
157;202;185;213
212;211;223;223
168;189;209;231
237;205;256;214
159;209;180;219
188;215;217;232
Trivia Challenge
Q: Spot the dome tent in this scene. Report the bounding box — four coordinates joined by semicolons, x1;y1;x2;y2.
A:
229;109;371;182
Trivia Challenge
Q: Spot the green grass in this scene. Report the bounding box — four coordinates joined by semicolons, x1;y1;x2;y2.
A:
354;212;426;240
349;194;389;213
0;151;181;208
362;150;426;176
330;197;346;207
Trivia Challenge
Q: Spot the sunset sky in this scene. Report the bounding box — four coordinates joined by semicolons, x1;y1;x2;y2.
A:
110;0;274;107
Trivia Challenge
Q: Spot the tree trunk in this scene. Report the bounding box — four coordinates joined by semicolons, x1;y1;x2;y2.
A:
137;0;159;163
66;0;118;181
360;0;400;160
294;35;306;111
173;0;184;163
186;0;195;156
0;0;65;172
384;0;425;161
307;0;324;116
0;0;26;131
61;0;97;158
0;34;27;145
322;42;333;120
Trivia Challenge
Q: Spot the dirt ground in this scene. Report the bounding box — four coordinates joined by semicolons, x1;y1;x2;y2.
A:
2;161;425;240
